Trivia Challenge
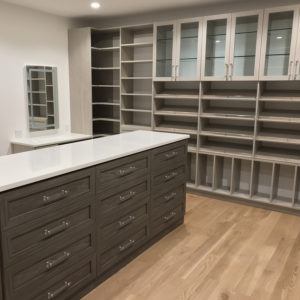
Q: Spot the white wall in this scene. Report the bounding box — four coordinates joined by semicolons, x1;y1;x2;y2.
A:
0;2;73;156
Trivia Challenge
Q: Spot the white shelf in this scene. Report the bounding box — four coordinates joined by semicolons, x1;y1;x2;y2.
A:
121;42;153;47
121;60;153;64
155;90;199;100
93;118;120;122
91;46;120;51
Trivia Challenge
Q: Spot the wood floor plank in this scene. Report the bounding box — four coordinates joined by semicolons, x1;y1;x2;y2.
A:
83;194;300;300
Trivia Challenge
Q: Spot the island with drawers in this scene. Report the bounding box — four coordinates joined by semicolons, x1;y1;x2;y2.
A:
0;131;189;300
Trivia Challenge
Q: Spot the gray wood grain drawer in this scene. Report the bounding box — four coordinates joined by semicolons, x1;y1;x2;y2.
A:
151;205;184;238
96;152;150;194
98;177;150;224
151;164;186;196
0;168;95;230
99;204;148;252
4;227;95;300
98;226;148;275
152;141;187;172
9;254;96;300
2;201;94;267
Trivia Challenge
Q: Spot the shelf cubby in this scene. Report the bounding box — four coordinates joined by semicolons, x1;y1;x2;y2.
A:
121;111;151;129
121;25;153;45
187;153;197;185
92;48;120;68
154;81;200;99
121;61;152;78
188;134;198;152
232;159;252;197
251;161;273;201
93;105;120;120
92;69;120;86
271;164;295;205
198;154;214;190
122;94;152;111
93;120;120;137
92;86;120;104
214;156;233;193
91;28;120;49
121;79;152;95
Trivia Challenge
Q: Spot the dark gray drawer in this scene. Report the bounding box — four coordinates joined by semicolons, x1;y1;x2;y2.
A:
99;204;148;252
152;141;187;172
5;227;95;300
151;164;186;196
98;226;148;275
151;205;184;238
96;152;150;194
98;177;150;224
2;201;94;267
151;185;185;217
9;254;96;300
0;168;95;230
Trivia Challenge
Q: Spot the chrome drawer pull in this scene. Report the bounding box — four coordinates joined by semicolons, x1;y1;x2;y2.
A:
163;211;176;223
164;172;178;182
47;281;71;299
46;251;71;270
118;166;137;177
164;151;178;160
119;215;135;229
43;189;69;204
119;239;135;252
119;191;136;203
44;221;70;239
164;192;177;202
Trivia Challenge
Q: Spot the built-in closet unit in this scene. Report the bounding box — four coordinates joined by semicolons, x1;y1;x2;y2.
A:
69;4;300;214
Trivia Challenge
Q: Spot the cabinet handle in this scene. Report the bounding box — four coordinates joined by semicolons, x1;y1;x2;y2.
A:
294;60;299;80
118;166;137;177
164;151;178;160
43;189;69;204
46;251;71;270
164;172;178;182
44;221;70;239
163;211;176;223
119;191;136;203
288;61;294;79
164;192;177;202
47;281;71;299
225;63;229;80
119;239;135;252
119;215;135;228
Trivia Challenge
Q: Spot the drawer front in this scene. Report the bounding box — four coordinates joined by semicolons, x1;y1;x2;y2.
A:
152;164;186;195
99;204;148;252
1;168;95;229
3;202;94;266
98;226;148;275
11;254;96;300
151;185;185;217
152;141;187;172
96;152;150;194
98;178;150;223
5;228;95;300
151;205;184;238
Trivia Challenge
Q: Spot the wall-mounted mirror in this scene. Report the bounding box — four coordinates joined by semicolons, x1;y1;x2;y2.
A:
26;65;59;132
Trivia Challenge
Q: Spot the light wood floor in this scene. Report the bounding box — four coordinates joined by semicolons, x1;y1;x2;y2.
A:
83;194;300;300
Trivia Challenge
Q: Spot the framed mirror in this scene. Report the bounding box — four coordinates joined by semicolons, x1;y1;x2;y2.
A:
26;65;59;132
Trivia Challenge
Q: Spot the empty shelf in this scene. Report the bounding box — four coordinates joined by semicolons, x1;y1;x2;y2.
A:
121;60;153;64
91;46;120;51
155;121;198;135
93;118;120;122
121;42;153;47
201;108;255;120
121;77;152;80
121;93;152;97
121;124;151;131
200;142;252;157
257;128;300;145
121;108;151;113
259;111;300;123
92;67;120;70
202;90;256;101
92;85;120;88
155;106;198;117
93;102;120;106
155;90;199;100
201;125;253;140
256;148;300;163
260;91;300;102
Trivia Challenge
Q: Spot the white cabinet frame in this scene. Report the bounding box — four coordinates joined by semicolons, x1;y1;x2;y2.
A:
259;5;300;81
153;21;177;81
294;9;300;80
201;14;232;81
229;10;264;81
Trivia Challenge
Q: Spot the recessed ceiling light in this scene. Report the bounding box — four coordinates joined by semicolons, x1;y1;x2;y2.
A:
91;2;101;9
215;40;221;43
276;36;283;39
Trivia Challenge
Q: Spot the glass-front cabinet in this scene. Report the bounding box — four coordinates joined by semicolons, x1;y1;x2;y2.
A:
229;11;263;80
259;6;299;80
294;14;300;80
154;19;201;81
201;15;231;80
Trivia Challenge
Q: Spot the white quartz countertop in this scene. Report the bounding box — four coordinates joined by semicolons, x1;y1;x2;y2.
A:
11;133;92;147
0;131;189;192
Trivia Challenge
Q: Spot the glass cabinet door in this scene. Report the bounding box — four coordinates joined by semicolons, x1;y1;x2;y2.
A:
260;7;299;79
176;20;201;80
294;15;300;80
154;24;176;80
202;16;231;80
230;12;263;80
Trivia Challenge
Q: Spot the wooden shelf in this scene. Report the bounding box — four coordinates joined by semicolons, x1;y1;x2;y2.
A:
201;125;254;140
93;118;120;122
92;85;120;88
258;114;300;124
121;108;151;113
121;60;153;64
257;128;300;145
155;90;199;100
201;108;255;120
155;121;198;135
92;67;120;70
121;77;152;80
121;42;153;47
93;102;120;106
260;91;300;102
154;106;198;117
121;124;151;131
255;148;300;164
91;46;120;51
202;90;256;101
121;93;152;97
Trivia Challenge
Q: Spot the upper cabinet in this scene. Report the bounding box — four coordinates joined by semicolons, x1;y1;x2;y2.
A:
153;19;202;81
295;16;300;80
201;11;263;81
259;5;300;80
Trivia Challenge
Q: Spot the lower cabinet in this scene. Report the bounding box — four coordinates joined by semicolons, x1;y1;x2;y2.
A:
0;140;187;300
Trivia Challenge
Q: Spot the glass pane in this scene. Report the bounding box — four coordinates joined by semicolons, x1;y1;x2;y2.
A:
27;65;58;132
156;25;173;77
264;11;294;76
179;22;199;78
205;19;227;77
233;15;258;76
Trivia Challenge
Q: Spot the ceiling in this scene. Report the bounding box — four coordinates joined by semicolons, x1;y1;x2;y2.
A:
1;0;249;18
